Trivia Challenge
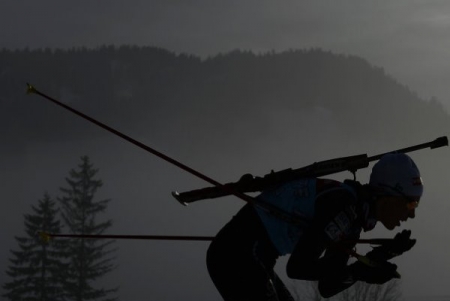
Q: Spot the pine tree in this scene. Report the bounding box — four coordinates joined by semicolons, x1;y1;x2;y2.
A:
59;156;117;301
3;193;68;301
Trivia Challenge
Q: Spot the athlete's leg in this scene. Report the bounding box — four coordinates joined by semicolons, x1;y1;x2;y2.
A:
206;205;281;301
207;241;280;301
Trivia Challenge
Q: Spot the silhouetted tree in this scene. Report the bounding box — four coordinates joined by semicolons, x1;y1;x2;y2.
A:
3;193;67;301
59;156;117;301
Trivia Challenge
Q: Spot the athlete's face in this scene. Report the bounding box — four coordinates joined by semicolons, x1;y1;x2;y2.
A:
376;196;418;230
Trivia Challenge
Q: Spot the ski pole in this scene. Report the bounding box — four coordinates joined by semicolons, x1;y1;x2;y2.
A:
26;84;223;191
38;231;394;245
38;231;394;273
38;232;214;243
26;84;297;224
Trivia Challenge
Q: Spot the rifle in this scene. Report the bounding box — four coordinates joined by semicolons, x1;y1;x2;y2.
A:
173;136;448;205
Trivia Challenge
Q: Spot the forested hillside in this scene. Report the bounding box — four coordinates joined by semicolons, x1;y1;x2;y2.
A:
1;46;448;156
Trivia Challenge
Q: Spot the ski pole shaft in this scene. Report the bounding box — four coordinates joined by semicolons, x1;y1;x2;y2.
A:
38;231;392;245
26;84;223;189
39;231;393;271
25;84;309;224
38;232;214;242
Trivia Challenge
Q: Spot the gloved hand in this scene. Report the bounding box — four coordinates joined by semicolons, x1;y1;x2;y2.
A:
349;260;400;284
367;230;416;261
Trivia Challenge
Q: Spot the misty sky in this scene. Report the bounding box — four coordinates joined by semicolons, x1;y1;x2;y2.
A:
2;1;450;300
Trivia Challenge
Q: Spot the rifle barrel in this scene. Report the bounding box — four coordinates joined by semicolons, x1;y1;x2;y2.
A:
368;136;448;162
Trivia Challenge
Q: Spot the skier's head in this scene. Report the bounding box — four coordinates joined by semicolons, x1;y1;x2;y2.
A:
369;153;423;230
370;153;423;199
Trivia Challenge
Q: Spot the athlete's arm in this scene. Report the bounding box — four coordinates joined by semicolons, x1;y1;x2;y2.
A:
286;188;359;296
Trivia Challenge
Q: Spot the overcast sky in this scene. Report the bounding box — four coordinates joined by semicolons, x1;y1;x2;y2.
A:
2;1;450;300
2;0;450;106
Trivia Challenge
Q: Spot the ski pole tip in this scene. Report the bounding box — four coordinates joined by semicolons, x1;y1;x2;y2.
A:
37;231;52;243
26;83;37;95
